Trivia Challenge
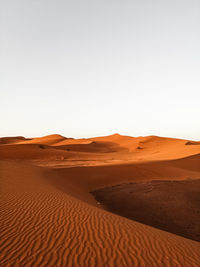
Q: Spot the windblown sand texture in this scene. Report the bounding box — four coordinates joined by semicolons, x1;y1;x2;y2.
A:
0;134;200;266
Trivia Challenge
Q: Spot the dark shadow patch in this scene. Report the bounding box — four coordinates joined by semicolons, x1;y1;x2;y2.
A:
91;179;200;242
185;141;200;146
39;145;46;149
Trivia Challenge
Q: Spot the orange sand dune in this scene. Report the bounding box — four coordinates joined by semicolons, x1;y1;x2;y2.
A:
17;134;68;145
0;136;30;144
1;134;200;164
53;141;123;153
1;133;200;266
1;160;200;266
91;134;200;160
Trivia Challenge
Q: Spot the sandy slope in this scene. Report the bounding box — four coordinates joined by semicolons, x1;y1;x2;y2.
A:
0;134;200;266
1;161;200;267
92;179;200;241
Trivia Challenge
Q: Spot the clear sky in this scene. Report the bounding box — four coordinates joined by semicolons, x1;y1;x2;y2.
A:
1;0;200;140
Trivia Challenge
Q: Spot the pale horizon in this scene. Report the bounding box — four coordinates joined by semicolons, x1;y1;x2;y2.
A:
1;0;200;140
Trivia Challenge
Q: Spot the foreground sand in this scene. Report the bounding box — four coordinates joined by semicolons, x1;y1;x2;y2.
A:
0;134;200;266
92;179;200;241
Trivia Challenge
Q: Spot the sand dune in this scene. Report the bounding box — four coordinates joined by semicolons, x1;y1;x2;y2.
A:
1;134;200;266
16;134;68;145
91;134;200;160
0;136;30;144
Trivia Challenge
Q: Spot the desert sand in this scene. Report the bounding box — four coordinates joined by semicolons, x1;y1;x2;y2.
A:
0;133;200;266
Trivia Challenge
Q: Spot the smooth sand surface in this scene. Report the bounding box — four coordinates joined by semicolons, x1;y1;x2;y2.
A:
0;134;200;266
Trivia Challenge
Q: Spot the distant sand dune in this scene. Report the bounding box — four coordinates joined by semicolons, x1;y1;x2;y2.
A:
0;136;30;144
